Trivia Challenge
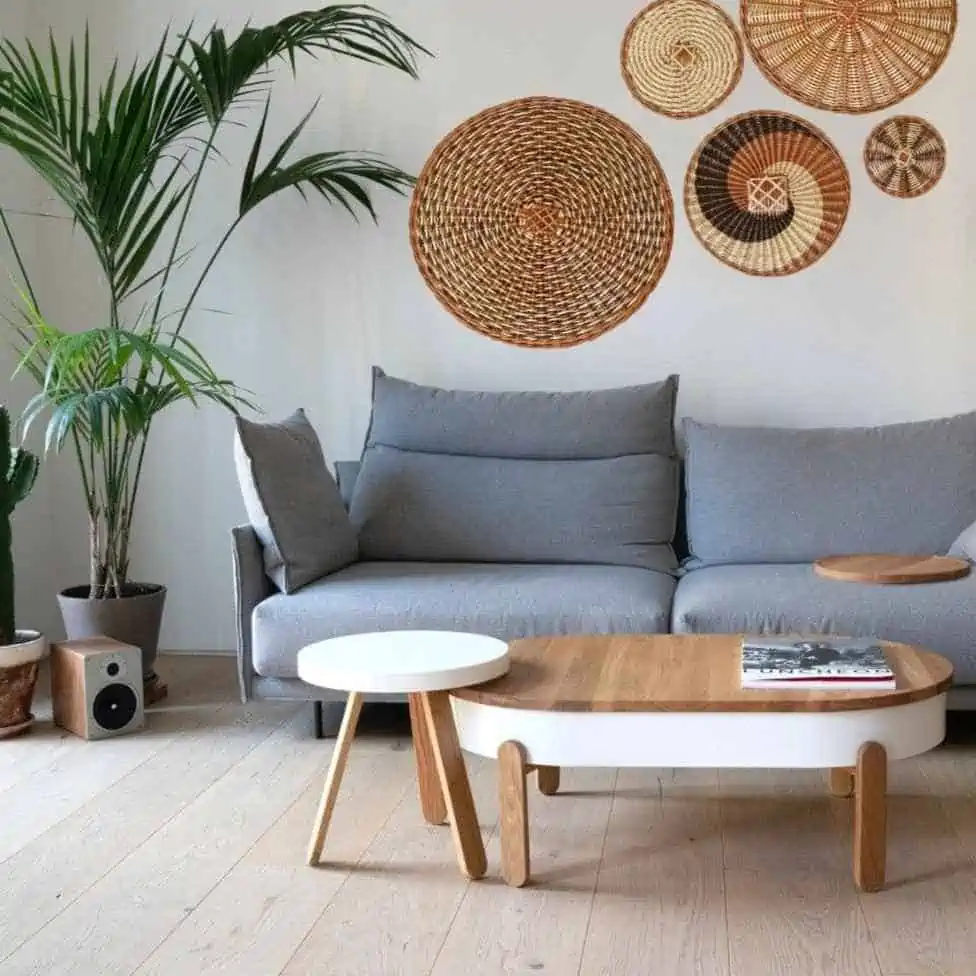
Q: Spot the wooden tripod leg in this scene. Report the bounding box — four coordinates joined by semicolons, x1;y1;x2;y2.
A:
536;765;560;796
421;691;487;880
409;692;447;825
306;692;363;867
854;741;887;893
499;740;530;887
828;767;855;798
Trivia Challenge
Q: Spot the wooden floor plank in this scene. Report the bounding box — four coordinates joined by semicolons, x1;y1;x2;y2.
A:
720;768;882;976
1;710;327;976
136;742;416;976
431;767;616;976
5;658;976;976
0;700;293;959
0;656;238;862
851;757;976;976
579;768;729;976
284;756;497;976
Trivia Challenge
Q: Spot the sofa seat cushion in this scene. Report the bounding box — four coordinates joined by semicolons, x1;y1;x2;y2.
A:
252;561;676;679
672;563;976;683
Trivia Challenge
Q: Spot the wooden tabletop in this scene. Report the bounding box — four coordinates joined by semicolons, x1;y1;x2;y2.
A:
451;635;953;713
814;554;971;584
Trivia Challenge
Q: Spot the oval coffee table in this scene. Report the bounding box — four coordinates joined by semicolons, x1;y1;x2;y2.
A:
298;630;509;879
450;634;953;892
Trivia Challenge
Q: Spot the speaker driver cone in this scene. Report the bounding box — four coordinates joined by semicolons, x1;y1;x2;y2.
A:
92;683;138;731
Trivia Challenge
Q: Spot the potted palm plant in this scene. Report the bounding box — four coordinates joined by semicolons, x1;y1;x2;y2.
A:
0;404;43;738
0;6;428;700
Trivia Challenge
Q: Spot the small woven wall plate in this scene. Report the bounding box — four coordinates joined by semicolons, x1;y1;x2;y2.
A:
740;0;957;115
621;0;744;119
864;116;947;198
685;110;851;276
409;96;674;349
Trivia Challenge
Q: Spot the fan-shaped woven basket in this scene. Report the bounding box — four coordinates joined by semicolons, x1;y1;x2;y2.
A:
409;97;674;348
741;0;957;114
685;110;851;276
621;0;744;119
865;116;947;199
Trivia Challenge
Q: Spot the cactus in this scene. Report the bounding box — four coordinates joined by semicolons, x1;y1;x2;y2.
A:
0;406;39;646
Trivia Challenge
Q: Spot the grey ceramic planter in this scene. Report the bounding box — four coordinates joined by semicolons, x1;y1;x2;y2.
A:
57;584;167;683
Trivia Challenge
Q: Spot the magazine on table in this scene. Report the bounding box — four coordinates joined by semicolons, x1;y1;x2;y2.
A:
740;636;896;690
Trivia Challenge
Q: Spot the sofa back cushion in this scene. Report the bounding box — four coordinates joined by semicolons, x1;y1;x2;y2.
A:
350;446;678;572
365;367;677;459
683;413;976;566
350;369;680;570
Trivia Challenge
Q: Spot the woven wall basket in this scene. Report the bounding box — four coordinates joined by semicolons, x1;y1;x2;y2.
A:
741;0;957;115
409;96;674;348
621;0;744;119
865;116;947;199
685;110;851;276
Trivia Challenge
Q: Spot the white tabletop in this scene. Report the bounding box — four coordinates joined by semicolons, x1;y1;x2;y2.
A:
297;631;510;694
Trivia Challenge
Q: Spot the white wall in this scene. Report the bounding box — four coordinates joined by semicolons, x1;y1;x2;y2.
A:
18;0;976;650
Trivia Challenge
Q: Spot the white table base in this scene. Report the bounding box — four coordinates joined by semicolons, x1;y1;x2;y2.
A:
452;693;948;893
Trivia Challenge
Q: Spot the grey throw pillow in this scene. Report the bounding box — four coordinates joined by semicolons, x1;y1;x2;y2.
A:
234;409;358;592
949;520;976;562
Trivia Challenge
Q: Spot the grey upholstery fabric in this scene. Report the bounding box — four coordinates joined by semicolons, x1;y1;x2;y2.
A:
672;563;976;683
366;367;679;459
234;410;358;592
252;561;676;678
334;461;361;510
231;526;273;703
349;446;678;571
683;413;976;565
949;519;976;562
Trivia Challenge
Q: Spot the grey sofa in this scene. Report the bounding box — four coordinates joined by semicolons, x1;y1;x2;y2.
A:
232;370;976;731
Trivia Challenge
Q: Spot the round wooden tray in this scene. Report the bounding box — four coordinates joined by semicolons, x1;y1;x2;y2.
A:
814;554;971;585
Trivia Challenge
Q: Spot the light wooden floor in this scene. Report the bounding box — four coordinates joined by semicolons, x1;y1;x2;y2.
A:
3;655;976;976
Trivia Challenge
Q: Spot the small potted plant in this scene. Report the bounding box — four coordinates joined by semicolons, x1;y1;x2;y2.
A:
0;405;43;738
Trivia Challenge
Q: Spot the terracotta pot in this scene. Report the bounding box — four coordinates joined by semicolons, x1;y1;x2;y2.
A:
0;630;47;738
57;584;166;684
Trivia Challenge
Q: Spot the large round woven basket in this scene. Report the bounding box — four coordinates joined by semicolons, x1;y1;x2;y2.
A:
741;0;957;115
685;110;851;276
621;0;744;119
864;116;947;199
409;96;674;348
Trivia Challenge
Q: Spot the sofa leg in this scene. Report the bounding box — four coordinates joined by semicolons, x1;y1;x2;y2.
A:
313;701;325;740
312;700;345;740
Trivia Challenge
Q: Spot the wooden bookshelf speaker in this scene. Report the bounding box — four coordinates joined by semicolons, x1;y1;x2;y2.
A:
51;637;145;740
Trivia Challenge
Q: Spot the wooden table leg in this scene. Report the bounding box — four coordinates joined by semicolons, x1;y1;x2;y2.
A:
854;741;887;893
306;692;363;867
828;767;855;798
499;740;530;887
536;765;560;796
421;691;487;880
409;693;447;825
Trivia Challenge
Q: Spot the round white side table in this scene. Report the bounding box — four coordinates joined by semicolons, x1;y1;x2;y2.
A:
298;630;509;879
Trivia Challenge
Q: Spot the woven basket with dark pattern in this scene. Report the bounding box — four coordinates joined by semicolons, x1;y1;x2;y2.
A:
685;110;851;276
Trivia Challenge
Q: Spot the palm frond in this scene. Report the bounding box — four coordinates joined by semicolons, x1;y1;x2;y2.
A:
240;99;413;219
175;5;429;125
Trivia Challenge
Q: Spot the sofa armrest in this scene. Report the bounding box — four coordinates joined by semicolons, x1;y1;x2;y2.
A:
232;525;274;703
949;520;976;562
